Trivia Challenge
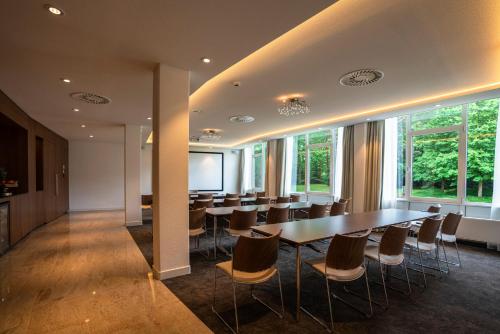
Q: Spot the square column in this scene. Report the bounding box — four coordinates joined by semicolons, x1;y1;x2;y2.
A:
125;124;142;225
152;64;190;280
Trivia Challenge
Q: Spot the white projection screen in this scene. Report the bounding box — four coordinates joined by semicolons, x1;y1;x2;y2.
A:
189;151;224;191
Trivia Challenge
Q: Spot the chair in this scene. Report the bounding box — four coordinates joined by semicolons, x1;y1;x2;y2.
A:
330;201;347;216
410;204;442;233
192;199;214;209
437;212;463;271
266;206;289;224
291;194;301;202
256;191;266;198
245;192;256;198
226;193;240;198
141;194;153;206
189;208;209;257
223;198;241;207
276;196;290;204
405;217;443;287
308;203;330;219
365;225;411;307
303;230;373;332
197;193;213;200
256;197;271;205
225;209;258;237
212;232;284;333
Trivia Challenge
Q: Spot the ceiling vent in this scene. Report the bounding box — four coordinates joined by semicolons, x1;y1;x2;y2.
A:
229;115;255;124
70;92;112;104
339;69;384;87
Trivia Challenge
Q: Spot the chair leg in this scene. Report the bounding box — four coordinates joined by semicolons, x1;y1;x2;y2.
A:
326;277;335;332
435;244;444;279
212;268;238;334
364;264;374;317
277;270;285;318
455;241;462;267
441;239;450;273
378;261;389;308
402;258;412;296
417;247;427;288
232;280;239;333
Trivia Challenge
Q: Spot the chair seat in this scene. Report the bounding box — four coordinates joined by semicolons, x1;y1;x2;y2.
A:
225;228;252;237
216;260;277;284
405;237;436;251
305;258;365;282
365;244;404;266
438;233;456;243
368;231;383;243
189;227;205;237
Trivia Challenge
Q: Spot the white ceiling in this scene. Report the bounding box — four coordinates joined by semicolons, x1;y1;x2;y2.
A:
0;0;334;143
190;0;500;146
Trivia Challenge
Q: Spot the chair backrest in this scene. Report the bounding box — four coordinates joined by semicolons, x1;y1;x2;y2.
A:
339;198;351;204
256;197;271;205
379;225;410;256
233;231;281;273
309;203;330;219
290;194;301;202
142;194;153;205
418;217;442;244
223;198;241;207
276;196;291;203
189;208;206;230
229;209;257;231
441;212;463;236
197;193;213;200
193;199;214;209
325;230;370;270
245;192;256;198
427;204;442;213
256;191;266;198
266;206;289;224
330;201;347;216
226;193;240;198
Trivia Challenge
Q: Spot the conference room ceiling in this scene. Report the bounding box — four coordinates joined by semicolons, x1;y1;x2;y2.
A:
0;0;334;143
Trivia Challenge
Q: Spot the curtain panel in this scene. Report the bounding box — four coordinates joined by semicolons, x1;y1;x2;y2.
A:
381;117;398;208
364;121;384;211
341;125;354;212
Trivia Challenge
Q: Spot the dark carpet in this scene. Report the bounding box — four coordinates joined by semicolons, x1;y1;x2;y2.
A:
127;222;500;334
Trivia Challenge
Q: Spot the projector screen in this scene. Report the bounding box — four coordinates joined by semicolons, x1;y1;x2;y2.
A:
189;151;224;191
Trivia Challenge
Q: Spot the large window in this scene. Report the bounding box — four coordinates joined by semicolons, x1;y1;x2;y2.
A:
398;97;499;204
252;143;266;191
291;135;306;192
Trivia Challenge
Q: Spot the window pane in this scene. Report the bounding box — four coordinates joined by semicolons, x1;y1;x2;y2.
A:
308;130;332;145
291;135;306;192
411;106;462;131
466;98;499;203
411;131;458;199
254;144;262;154
397;116;407;198
309;145;331;192
254;154;262;189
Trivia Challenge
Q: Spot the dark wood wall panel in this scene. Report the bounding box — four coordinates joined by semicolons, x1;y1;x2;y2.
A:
0;90;69;246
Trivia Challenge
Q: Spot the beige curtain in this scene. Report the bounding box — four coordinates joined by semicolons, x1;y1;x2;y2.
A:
275;138;286;196
341;125;354;212
364;121;384;211
265;141;272;196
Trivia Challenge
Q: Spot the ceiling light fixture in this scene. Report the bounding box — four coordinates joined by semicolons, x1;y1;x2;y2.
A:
81;124;86;128
192;109;202;113
89;135;94;138
278;97;310;117
147;117;152;120
435;104;442;107
72;108;80;112
61;78;71;83
201;57;211;64
199;129;221;141
45;4;63;15
229;115;255;124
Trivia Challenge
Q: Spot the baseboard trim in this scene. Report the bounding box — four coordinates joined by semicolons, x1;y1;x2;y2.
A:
126;220;143;226
152;264;191;280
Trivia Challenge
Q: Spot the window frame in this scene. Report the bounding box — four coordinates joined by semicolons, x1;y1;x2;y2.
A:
251;142;266;191
304;129;335;195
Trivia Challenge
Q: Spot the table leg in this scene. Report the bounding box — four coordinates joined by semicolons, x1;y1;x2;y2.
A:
296;245;301;320
213;216;217;259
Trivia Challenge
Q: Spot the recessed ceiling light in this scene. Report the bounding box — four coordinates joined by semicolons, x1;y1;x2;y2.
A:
229;115;255;124
192;109;202;113
81;124;86;128
45;4;64;15
72;108;80;112
435;104;442;107
366;118;371;121
61;78;71;83
147;117;152;120
89;135;94;138
201;57;211;64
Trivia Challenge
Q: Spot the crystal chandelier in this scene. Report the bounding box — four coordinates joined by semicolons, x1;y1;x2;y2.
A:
199;129;221;141
278;97;310;116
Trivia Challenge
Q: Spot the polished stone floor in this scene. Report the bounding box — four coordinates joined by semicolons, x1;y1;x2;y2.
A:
0;211;212;334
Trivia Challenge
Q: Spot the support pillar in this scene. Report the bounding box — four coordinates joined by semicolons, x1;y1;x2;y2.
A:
125;124;142;225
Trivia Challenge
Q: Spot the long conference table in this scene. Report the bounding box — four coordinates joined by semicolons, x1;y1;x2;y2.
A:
251;208;440;320
189;197;277;206
206;202;312;258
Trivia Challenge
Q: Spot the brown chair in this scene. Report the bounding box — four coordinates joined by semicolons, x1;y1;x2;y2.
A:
226;193;240;198
308;203;330;219
437;212;463;270
245;192;256;198
330;201;347;216
276;196;291;204
141;194;153;206
223;198;241;207
365;225;411;306
256;191;266;198
256;197;271;205
303;230;372;331
405;217;443;287
189;208;209;257
427;204;442;213
266;206;289;225
193;199;214;209
291;194;301;202
212;232;284;333
225;209;258;237
198;193;213;200
410;204;442;232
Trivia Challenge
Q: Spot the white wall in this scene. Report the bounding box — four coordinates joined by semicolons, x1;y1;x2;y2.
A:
141;144;152;194
69;140;125;211
189;146;241;194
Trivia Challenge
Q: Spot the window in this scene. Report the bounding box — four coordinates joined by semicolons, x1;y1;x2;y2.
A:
397;97;499;205
307;130;332;193
291;135;306;192
252;143;266;191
